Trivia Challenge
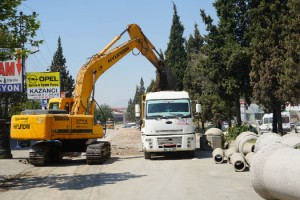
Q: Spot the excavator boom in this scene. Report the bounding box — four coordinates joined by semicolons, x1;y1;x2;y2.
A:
72;24;167;115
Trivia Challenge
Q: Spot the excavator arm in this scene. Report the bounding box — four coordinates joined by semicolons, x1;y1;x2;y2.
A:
72;24;168;115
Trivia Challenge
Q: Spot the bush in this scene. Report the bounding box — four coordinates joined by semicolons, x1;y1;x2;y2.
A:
225;124;257;142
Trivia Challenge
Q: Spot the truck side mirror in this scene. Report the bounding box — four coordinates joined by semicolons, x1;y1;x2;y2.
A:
135;104;140;117
196;104;201;113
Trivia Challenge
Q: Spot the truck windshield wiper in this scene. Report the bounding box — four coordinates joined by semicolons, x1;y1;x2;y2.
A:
169;113;190;118
148;115;167;119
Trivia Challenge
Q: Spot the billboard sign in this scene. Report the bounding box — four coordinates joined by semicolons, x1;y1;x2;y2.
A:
27;72;60;99
0;48;23;93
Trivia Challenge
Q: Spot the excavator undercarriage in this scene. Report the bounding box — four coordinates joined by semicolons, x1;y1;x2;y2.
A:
29;139;111;166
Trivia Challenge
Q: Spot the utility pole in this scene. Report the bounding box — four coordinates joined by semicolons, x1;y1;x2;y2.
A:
18;11;36;94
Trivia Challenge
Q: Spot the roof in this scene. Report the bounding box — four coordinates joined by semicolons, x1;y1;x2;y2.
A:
145;91;189;100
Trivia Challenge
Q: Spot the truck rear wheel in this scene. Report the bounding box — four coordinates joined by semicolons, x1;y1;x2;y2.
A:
144;152;151;159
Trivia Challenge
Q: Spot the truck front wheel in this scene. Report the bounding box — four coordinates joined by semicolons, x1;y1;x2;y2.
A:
144;152;151;159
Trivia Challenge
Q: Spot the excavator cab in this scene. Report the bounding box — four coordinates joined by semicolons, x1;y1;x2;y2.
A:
48;98;74;113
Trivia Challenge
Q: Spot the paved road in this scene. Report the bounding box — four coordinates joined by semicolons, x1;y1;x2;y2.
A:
0;149;262;200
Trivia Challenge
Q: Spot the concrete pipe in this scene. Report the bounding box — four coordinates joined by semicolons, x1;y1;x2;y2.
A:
251;143;300;200
254;132;281;153
245;152;255;167
238;135;257;154
234;131;257;152
212;148;224;164
205;128;224;150
225;147;237;164
280;133;300;148
230;152;247;172
242;142;255;155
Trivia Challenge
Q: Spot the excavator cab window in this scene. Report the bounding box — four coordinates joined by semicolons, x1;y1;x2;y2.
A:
49;102;59;110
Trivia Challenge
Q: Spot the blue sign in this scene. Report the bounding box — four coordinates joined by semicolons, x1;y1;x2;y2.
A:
0;83;22;92
41;99;48;109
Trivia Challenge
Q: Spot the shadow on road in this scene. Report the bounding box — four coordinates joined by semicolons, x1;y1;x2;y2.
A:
0;171;146;191
148;149;213;161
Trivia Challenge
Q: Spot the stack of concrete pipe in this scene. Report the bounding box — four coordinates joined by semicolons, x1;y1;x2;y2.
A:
212;130;300;199
212;131;258;172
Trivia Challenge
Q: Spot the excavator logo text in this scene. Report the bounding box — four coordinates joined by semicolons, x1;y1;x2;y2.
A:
107;47;129;63
14;124;30;129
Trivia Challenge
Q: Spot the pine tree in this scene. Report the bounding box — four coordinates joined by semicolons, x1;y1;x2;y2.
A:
126;78;146;122
165;2;187;91
200;0;251;125
186;23;204;60
50;37;74;97
248;0;292;134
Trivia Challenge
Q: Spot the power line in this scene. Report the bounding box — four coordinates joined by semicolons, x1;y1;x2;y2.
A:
40;28;53;58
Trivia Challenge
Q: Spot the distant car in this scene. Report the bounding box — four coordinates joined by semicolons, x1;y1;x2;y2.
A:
295;123;300;133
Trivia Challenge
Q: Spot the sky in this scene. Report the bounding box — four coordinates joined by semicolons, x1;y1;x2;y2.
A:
18;0;218;108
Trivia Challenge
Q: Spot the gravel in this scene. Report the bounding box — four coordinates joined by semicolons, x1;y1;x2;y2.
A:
105;126;143;156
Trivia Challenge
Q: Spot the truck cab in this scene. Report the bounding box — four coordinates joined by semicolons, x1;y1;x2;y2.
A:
138;91;196;159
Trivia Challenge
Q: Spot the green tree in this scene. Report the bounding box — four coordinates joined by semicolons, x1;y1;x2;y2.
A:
126;78;145;122
200;0;251;126
280;0;300;105
0;0;22;29
146;79;155;93
165;2;187;91
0;0;42;119
186;23;204;61
50;37;74;97
94;104;113;124
247;0;295;134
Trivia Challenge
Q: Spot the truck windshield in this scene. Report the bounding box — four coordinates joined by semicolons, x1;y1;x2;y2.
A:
146;99;190;119
263;117;272;124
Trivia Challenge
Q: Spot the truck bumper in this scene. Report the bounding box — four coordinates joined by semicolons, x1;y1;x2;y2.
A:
142;133;196;153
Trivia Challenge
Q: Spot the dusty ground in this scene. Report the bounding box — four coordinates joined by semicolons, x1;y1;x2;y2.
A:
107;127;143;156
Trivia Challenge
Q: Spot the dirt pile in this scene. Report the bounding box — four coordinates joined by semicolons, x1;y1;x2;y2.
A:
107;127;143;156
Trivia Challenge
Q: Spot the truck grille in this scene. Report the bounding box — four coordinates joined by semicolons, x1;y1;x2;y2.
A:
157;136;182;148
156;129;183;133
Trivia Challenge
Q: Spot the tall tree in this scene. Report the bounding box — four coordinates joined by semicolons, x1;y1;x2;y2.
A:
50;37;74;97
248;0;294;134
280;0;300;105
126;78;145;122
186;23;204;61
0;0;42;118
200;0;251;126
165;2;187;91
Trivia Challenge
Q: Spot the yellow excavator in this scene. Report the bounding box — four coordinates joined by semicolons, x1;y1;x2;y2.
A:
10;24;171;166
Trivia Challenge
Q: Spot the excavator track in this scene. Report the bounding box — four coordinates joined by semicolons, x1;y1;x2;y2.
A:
29;141;62;166
86;141;111;165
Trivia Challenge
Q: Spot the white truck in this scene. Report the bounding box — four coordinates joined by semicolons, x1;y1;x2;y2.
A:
136;91;197;159
258;111;291;134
